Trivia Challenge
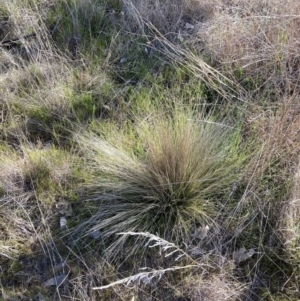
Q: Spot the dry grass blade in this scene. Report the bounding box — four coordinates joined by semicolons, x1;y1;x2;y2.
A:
92;265;198;290
137;18;248;102
120;0;237;100
117;231;195;262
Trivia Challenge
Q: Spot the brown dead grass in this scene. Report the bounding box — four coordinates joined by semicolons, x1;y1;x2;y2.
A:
192;0;300;93
121;0;215;35
279;157;300;265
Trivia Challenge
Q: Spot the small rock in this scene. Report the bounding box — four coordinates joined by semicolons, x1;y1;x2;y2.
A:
37;292;46;301
42;274;67;287
177;30;184;42
60;216;67;229
140;275;151;285
191;225;209;239
53;261;67;272
90;229;101;239
233;248;255;263
185;22;194;30
56;201;73;217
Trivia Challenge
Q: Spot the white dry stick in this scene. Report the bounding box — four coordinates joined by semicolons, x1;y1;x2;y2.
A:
42;274;67;287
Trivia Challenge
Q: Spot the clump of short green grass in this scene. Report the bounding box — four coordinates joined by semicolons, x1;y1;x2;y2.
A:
0;141;77;199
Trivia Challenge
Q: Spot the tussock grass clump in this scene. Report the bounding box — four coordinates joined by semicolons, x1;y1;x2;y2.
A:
74;110;247;257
